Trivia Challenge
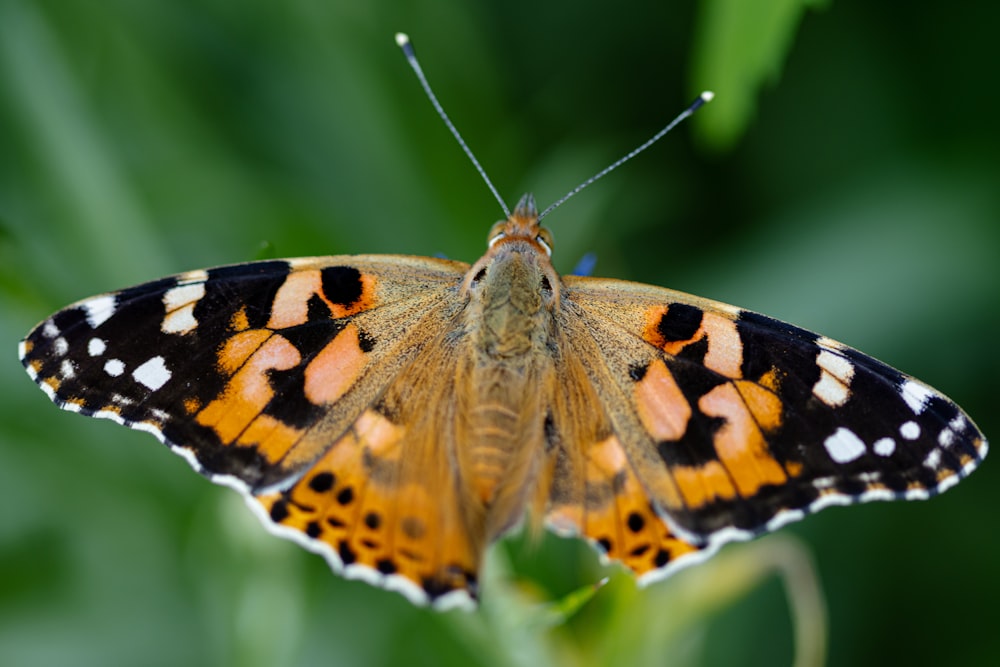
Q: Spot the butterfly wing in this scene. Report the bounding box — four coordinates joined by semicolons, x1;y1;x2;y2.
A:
20;251;989;602
539;321;706;580
20;255;481;599
254;315;499;609
559;274;987;566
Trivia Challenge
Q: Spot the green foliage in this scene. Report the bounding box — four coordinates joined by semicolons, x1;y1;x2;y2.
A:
692;0;829;149
1;1;997;666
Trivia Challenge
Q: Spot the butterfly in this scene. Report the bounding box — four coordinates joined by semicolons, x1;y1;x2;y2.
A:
19;35;988;611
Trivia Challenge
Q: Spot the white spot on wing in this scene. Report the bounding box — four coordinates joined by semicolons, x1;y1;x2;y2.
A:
636;523;749;588
817;336;845;350
812;350;854;407
162;283;205;334
54;337;69;356
899;421;920;440
817;350;854;382
813;476;837;489
132;356;171;390
161;306;199;334
36;377;55;399
948;415;967;433
901;379;935;414
809;494;853;511
110;393;132;407
963;441;986;473
104;359;125;377
924;449;942;469
88;338;107;357
824;427;866;463
133;421;166;438
765;509;805;532
859;488;895;502
42;320;60;338
84;295;116;328
18;340;34;372
938;429;955;447
170;445;205;473
812;372;850;407
93;409;126;425
178;269;209;282
873;437;896;457
59;359;75;379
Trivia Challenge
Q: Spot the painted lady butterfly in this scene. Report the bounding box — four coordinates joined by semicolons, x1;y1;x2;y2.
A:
19;34;987;610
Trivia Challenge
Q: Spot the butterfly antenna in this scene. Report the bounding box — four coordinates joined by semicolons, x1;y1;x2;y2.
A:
537;91;714;222
396;33;510;218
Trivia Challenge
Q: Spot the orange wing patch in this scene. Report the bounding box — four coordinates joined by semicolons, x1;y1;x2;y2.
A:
197;333;302;456
547;435;700;577
671;460;738;508
267;267;377;328
257;407;481;602
647;376;796;512
700;382;790;497
634;357;691;441
642;304;743;378
303;324;368;405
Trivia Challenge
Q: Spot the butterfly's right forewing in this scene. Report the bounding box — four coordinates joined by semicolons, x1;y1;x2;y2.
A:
562;275;987;553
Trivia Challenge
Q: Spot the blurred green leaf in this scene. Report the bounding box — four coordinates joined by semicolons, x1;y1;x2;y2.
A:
0;1;170;284
692;0;829;149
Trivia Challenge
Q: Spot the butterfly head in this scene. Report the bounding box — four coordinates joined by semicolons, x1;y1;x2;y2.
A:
486;193;553;256
462;193;561;307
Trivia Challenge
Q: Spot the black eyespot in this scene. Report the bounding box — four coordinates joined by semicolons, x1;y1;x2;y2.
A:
473;267;487;283
541;275;552;292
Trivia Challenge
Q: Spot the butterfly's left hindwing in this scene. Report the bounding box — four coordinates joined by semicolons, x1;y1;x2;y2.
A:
564;276;987;547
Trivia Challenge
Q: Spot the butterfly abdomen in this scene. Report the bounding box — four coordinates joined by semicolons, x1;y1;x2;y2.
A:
457;363;546;504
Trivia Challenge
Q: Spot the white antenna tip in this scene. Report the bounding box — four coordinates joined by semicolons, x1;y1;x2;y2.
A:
395;33;410;47
700;90;715;102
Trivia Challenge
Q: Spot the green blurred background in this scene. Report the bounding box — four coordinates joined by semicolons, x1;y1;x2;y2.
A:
1;1;997;665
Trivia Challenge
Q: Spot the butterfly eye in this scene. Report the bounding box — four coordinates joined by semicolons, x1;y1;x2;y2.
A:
486;221;506;247
535;228;553;256
534;235;552;255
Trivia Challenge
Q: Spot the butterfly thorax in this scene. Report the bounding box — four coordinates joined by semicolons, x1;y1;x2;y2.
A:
460;193;559;363
454;195;561;529
469;248;555;357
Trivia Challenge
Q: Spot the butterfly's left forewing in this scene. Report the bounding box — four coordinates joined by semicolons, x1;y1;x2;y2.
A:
20;254;468;506
561;275;987;555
